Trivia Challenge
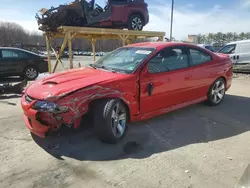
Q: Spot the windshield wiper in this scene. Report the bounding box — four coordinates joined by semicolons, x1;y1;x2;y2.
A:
89;64;117;73
88;64;97;69
99;66;117;73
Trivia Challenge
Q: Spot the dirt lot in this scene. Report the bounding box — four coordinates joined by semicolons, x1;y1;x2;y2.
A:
1;73;250;188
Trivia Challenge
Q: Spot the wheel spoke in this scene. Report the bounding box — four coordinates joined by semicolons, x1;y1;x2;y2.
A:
217;93;223;99
115;103;120;116
217;85;225;91
111;110;116;119
211;89;215;95
118;113;126;121
215;81;220;89
213;94;217;102
117;123;123;135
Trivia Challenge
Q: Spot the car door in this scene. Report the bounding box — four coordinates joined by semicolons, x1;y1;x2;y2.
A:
235;43;250;64
139;46;193;114
218;44;237;63
185;47;215;101
0;49;24;75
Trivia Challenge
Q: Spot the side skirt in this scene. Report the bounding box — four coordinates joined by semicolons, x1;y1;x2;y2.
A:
131;96;208;122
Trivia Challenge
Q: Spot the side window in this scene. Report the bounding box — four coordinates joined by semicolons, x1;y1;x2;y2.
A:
17;51;28;58
189;48;212;66
218;44;236;54
2;50;18;58
148;47;188;73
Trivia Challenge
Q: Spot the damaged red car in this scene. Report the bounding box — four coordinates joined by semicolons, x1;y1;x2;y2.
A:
21;42;232;143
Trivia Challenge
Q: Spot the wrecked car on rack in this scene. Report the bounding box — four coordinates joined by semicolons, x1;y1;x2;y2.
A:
36;0;149;31
21;42;233;144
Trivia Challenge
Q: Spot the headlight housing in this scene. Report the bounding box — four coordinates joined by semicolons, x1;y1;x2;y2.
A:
33;101;68;114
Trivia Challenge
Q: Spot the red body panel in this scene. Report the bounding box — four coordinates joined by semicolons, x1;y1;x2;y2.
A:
21;42;233;137
111;3;149;24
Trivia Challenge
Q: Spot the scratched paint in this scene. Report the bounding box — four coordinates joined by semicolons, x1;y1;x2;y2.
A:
21;67;139;136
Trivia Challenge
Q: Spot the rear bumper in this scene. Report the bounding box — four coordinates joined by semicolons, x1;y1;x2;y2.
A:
37;63;49;73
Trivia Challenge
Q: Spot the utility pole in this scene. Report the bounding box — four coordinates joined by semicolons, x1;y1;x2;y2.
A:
170;0;174;41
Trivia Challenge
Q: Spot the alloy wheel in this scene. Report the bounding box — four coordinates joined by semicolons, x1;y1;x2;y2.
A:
26;68;38;79
211;80;225;104
132;17;143;31
111;102;127;138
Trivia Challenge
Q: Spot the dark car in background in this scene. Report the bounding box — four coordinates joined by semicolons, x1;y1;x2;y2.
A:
0;47;48;80
197;44;215;52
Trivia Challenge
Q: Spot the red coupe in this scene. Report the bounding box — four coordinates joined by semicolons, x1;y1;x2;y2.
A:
21;42;232;143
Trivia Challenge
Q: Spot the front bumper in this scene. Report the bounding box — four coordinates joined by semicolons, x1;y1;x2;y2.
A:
21;96;50;137
21;94;84;138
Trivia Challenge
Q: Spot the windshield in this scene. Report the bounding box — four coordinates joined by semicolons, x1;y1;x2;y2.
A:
218;44;236;54
92;47;155;74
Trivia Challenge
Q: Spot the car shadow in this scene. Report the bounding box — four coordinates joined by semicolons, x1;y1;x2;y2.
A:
32;94;250;161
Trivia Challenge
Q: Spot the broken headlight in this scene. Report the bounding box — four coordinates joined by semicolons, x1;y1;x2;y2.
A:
33;101;68;114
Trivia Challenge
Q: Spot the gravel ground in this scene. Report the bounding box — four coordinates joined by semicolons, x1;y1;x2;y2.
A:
1;68;250;187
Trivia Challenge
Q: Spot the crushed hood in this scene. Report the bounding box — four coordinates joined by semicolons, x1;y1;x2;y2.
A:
26;67;126;100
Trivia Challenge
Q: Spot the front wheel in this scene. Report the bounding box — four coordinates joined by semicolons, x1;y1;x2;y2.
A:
93;99;128;144
207;78;226;106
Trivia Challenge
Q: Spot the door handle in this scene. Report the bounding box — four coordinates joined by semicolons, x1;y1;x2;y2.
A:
236;55;239;60
148;83;153;96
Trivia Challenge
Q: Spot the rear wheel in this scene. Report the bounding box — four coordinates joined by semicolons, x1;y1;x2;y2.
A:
128;14;144;31
93;99;128;144
207;78;226;106
24;66;39;80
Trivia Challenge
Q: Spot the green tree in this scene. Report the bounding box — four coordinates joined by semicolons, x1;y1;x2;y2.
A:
226;32;234;43
214;32;223;43
196;34;206;44
239;32;246;40
245;32;250;39
233;32;238;41
207;33;215;44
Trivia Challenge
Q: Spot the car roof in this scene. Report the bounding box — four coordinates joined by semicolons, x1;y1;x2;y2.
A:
0;47;39;56
198;44;212;47
127;42;202;50
227;39;250;45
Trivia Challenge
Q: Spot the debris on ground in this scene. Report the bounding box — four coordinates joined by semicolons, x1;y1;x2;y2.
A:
227;157;233;160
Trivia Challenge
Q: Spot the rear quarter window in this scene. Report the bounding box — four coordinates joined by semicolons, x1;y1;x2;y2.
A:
189;48;212;66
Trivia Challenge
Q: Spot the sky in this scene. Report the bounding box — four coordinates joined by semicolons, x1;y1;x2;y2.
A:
1;0;250;40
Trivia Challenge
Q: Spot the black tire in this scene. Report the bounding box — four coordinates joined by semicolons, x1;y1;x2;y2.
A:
93;99;128;144
24;66;39;81
128;14;144;31
207;78;226;106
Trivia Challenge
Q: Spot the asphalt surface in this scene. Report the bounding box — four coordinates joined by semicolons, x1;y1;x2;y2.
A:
1;72;250;188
